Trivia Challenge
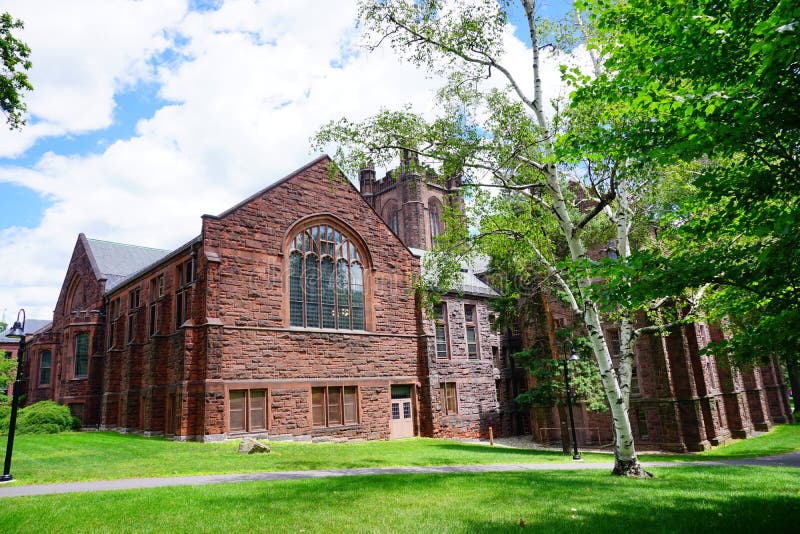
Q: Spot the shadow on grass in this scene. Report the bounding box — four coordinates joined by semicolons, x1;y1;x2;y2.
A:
1;466;797;532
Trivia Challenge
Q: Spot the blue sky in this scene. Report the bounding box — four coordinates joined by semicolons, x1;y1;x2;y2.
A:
0;0;580;320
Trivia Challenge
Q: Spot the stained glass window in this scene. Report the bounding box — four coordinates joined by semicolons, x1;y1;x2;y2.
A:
288;224;365;330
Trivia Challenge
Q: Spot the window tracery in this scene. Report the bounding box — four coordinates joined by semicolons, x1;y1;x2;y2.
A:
289;223;365;330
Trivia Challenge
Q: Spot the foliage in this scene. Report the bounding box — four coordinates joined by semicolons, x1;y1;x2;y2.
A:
572;0;800;363
513;336;608;412
0;12;33;129
0;401;80;434
0;353;14;405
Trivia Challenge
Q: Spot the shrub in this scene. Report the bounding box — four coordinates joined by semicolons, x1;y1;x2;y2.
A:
0;401;77;434
0;404;9;431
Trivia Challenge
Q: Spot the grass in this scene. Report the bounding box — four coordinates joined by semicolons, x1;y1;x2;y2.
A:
654;423;800;461
1;467;798;532
1;432;613;485
1;423;797;485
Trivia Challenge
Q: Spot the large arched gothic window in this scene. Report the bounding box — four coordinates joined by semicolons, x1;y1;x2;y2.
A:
289;224;365;330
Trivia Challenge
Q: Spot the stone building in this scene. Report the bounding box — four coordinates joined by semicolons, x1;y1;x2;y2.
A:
520;284;793;452
19;156;502;441
14;154;792;448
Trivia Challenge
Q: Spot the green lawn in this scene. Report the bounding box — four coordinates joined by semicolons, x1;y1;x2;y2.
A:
640;423;800;462
0;432;613;485
1;423;798;486
1;467;798;533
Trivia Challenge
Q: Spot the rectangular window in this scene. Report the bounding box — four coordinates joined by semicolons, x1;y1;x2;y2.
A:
228;389;267;433
434;303;448;359
465;305;478;359
327;387;342;426
129;287;140;310
158;274;164;297
75;333;89;377
607;328;621;356
630;365;640;396
108;308;116;349
439;382;458;415
249;390;267;431
175;262;191;329
39;350;52;386
229;390;245;432
186;258;195;284
175;290;184;328
343;386;357;424
312;386;359;427
637;409;649;440
110;298;122;349
128;313;135;343
312;388;325;426
149;301;157;338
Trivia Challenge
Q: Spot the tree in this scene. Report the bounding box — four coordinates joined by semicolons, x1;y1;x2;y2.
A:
315;0;697;476
1;11;33;130
0;351;14;405
572;0;800;411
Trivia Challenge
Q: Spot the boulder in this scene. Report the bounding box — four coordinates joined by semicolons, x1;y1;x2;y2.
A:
238;437;271;454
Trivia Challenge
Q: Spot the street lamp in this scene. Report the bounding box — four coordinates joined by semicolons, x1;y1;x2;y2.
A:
1;309;26;483
563;340;582;461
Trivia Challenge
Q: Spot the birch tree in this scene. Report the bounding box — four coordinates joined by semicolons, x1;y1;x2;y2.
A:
315;0;694;477
572;0;800;411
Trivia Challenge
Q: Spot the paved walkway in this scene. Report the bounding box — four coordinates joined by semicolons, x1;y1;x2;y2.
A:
1;451;798;499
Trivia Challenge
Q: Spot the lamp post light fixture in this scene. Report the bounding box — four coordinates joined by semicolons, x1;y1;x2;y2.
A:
1;309;26;483
562;340;582;461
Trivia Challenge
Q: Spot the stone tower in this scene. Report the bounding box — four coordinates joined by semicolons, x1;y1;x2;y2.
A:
360;150;462;250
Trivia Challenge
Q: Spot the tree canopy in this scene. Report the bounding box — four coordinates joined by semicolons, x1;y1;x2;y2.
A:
572;0;800;363
0;11;33;130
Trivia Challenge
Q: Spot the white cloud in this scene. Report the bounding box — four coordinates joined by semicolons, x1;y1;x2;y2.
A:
0;0;584;320
0;0;186;158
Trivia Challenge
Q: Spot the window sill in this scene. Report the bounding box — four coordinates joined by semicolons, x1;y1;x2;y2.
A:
288;326;368;334
229;429;269;436
70;376;88;381
312;423;360;430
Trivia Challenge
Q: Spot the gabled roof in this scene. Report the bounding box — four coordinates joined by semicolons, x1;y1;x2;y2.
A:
410;248;499;298
0;319;52;343
84;238;171;291
206;155;332;220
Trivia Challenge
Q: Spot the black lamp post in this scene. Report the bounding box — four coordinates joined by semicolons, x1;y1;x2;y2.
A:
563;340;582;461
1;309;26;483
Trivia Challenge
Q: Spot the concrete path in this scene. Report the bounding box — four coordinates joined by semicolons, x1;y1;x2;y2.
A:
1;451;798;499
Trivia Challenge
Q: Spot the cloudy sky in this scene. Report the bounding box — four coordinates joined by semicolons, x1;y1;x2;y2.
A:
0;0;574;321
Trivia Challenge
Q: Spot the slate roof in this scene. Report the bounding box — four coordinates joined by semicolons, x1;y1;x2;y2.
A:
0;319;52;343
85;238;172;291
409;248;499;298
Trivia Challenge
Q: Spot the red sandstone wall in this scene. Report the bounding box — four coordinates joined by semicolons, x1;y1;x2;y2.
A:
199;157;422;439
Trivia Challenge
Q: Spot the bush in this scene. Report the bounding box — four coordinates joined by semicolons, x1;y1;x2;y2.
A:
0;404;9;431
0;401;77;434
